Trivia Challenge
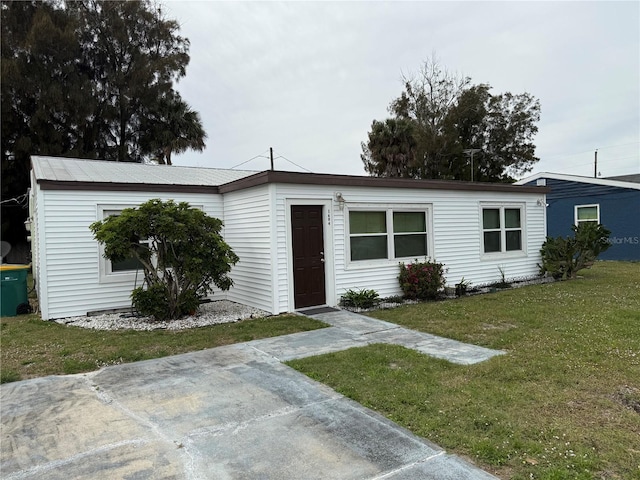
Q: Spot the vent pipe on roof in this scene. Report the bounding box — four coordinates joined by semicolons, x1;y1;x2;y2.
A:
270;147;274;171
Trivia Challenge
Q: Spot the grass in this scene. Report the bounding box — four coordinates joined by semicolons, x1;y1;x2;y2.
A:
288;262;640;480
0;313;325;383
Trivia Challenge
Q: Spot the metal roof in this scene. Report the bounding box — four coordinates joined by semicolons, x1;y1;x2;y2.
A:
31;156;257;187
604;174;640;184
32;156;547;195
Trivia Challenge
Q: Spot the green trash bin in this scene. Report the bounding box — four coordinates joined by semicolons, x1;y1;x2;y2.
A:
1;264;30;317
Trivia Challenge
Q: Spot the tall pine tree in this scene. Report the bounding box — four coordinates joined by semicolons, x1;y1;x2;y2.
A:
1;0;206;257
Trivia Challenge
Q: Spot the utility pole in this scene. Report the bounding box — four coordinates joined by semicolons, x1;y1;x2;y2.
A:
270;147;274;171
594;150;598;178
463;148;481;182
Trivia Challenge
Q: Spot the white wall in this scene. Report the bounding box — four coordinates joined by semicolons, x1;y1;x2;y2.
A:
273;184;546;311
35;189;224;319
34;180;546;319
222;185;275;313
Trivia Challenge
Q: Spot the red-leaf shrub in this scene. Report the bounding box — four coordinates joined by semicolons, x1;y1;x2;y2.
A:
398;260;446;300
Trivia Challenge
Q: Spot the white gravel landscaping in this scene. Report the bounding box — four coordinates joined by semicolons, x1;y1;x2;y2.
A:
53;300;270;331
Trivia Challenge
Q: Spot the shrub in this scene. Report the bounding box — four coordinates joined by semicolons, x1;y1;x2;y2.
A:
455;277;471;297
90;199;239;320
540;222;611;280
340;288;380;310
398;259;446;300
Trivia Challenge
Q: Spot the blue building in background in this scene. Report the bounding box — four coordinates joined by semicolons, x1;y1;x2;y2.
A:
516;173;640;261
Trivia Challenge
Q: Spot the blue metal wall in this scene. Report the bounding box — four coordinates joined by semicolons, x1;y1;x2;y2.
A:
524;178;640;260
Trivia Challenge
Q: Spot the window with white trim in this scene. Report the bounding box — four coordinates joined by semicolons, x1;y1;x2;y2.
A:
348;209;430;262
102;209;148;276
575;204;599;226
481;205;524;254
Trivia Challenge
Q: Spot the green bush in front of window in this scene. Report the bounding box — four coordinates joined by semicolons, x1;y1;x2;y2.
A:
90;199;239;320
398;259;446;301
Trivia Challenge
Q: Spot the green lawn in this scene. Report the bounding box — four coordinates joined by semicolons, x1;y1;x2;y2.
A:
288;262;640;480
0;313;325;383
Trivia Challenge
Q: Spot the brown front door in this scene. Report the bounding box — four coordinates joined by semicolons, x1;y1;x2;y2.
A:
291;205;326;309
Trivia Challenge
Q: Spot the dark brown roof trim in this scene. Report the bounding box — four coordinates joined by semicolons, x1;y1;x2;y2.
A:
37;180;219;194
218;170;548;194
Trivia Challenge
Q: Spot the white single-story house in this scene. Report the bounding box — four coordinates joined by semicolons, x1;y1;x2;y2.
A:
30;156;548;320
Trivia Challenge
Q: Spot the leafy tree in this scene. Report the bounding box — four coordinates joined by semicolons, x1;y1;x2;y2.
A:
140;92;207;165
362;57;541;182
90;199;239;320
70;0;192;162
539;223;611;280
361;118;418;177
1;0;89;248
1;0;206;255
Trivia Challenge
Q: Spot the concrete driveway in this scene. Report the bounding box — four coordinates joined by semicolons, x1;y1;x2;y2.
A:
1;310;500;479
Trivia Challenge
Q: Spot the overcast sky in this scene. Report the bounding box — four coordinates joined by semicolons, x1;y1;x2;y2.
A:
163;1;639;179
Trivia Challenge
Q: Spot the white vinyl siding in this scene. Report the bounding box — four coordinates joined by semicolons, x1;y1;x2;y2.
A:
35;189;223;320
222;185;275;313
32;164;547;318
273;185;545;309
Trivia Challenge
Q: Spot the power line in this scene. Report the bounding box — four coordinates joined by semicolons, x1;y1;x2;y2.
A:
231;148;314;173
230;150;270;169
273;152;313;173
542;141;640;161
541;154;639;170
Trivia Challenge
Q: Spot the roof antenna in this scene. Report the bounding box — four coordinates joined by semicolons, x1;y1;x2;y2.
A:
270;147;274;171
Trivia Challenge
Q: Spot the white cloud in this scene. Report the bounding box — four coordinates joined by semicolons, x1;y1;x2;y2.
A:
165;1;639;178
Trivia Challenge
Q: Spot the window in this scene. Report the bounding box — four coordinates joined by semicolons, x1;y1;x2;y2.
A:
349;209;429;262
575;204;599;226
481;205;524;254
97;206;150;283
349;211;387;261
393;212;427;258
102;209;147;275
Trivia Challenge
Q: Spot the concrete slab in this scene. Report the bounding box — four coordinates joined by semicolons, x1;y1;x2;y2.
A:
248;327;370;361
381;453;498;480
0;376;185;479
186;398;443;480
307;311;505;365
1;309;501;479
361;327;505;365
312;310;399;334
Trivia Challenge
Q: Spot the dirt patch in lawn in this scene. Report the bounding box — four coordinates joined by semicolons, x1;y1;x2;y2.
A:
614;385;640;414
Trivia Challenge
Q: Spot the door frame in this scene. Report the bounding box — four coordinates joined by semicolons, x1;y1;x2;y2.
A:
285;198;335;311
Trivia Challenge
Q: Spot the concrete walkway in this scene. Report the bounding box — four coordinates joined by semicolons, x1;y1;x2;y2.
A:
256;309;504;365
1;309;503;480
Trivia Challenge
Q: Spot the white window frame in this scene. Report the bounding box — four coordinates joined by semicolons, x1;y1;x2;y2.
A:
97;205;148;284
346;204;433;268
574;204;600;226
480;203;527;258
